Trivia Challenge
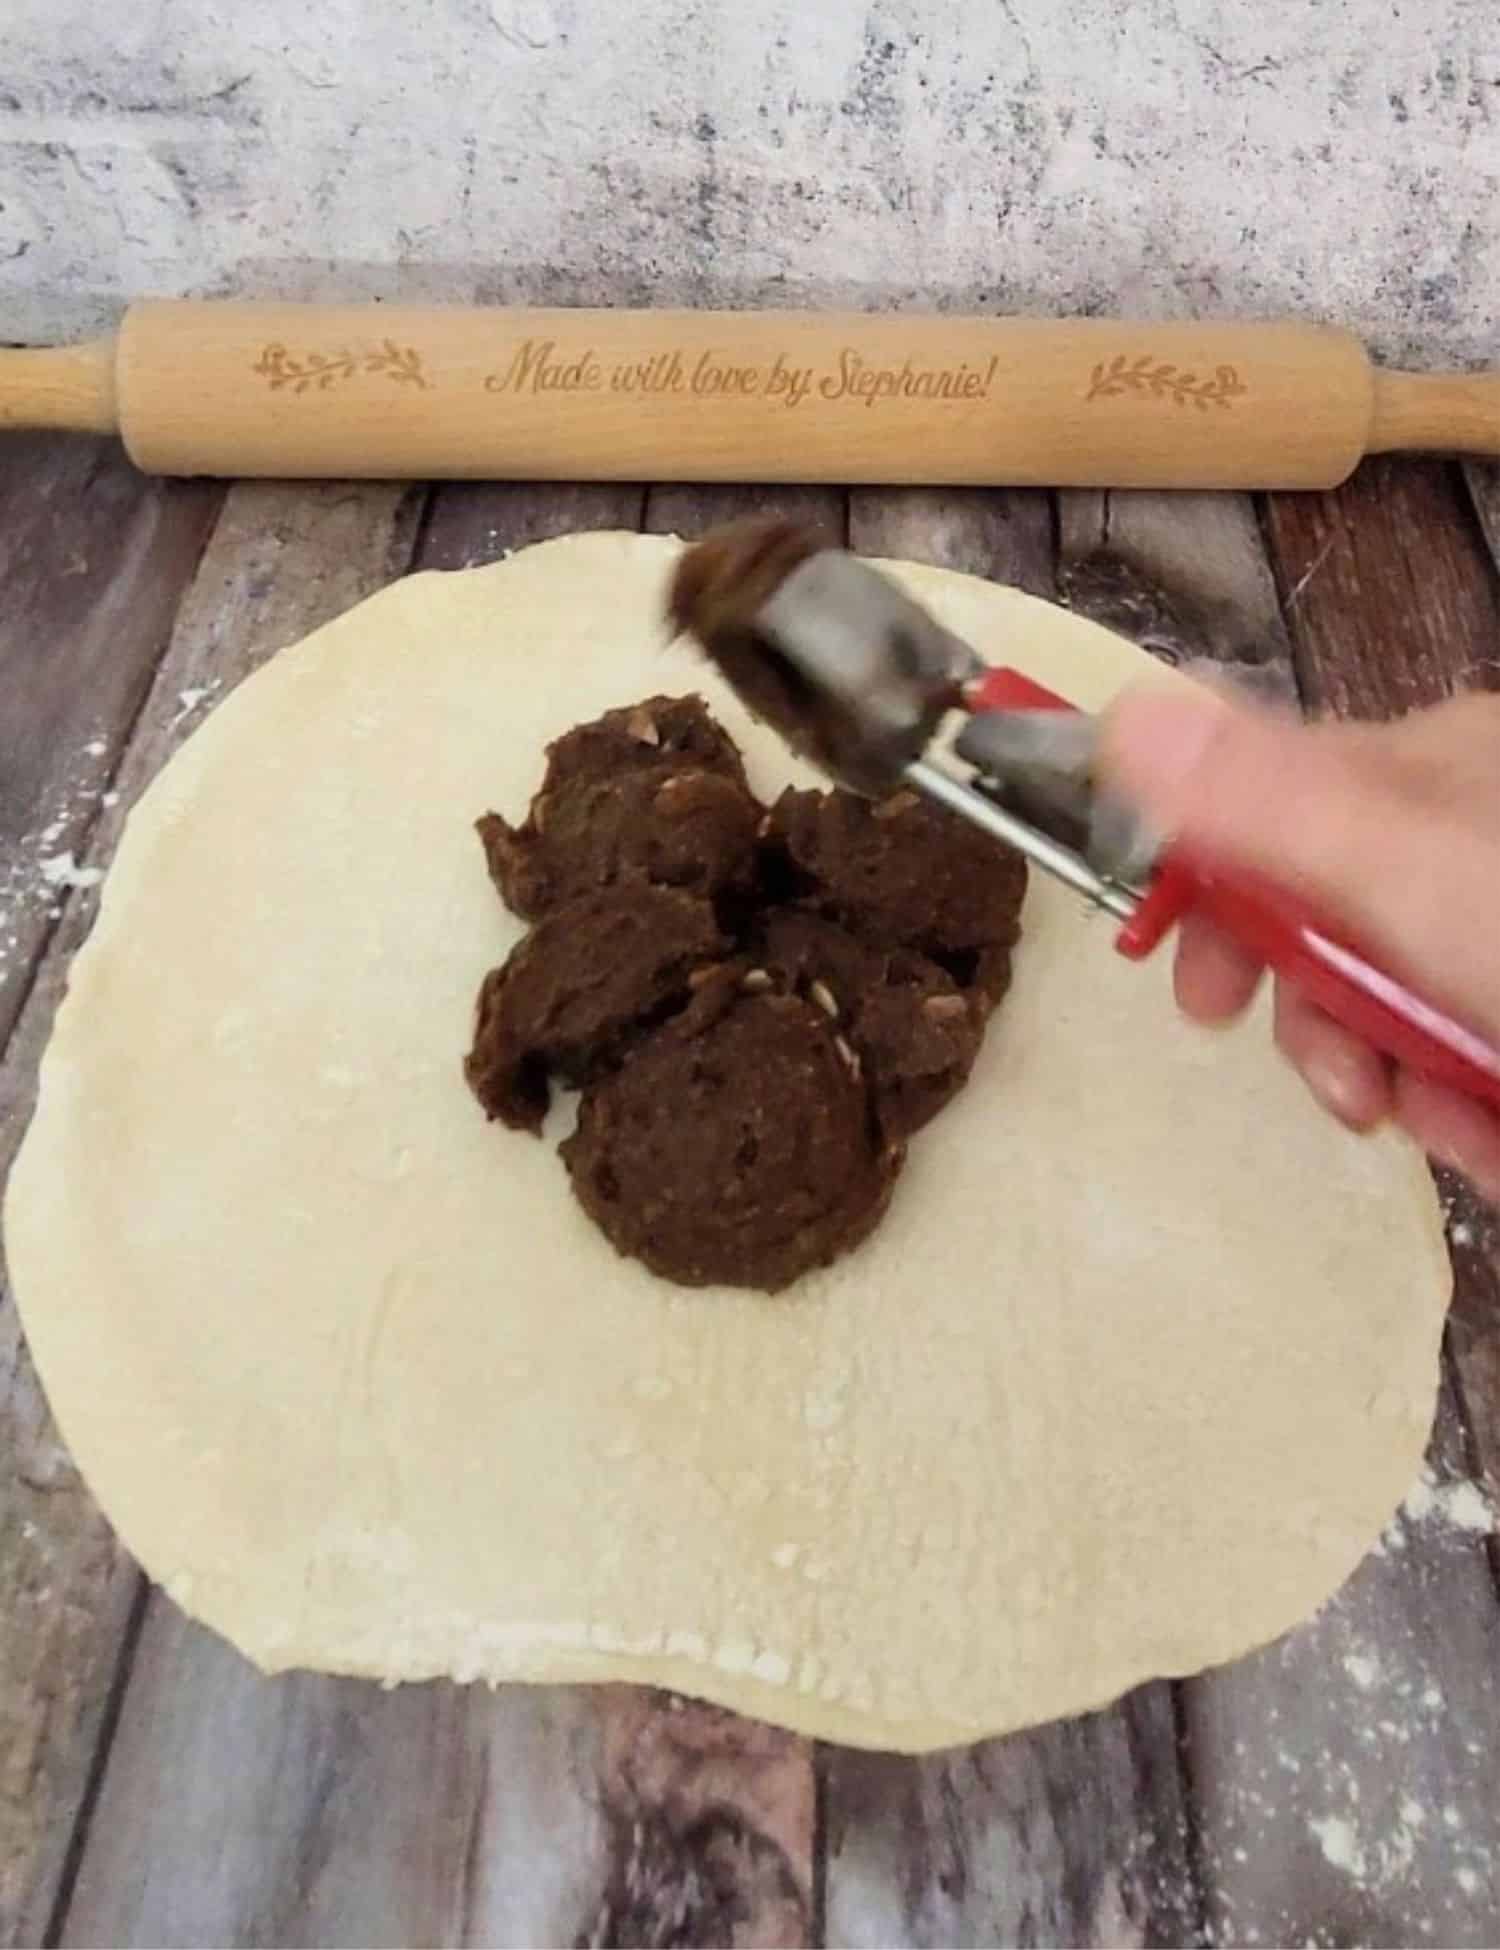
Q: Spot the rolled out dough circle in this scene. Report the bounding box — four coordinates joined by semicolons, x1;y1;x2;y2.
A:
5;534;1447;1752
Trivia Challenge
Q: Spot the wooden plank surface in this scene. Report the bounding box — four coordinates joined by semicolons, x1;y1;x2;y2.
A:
1185;1375;1500;1950
0;435;221;1058
1165;462;1500;1947
844;485;1051;593
1058;487;1296;703
1261;459;1500;718
410;480;647;572
63;1602;614;1950
821;487;1199;1950
53;483;635;1950
645;480;849;544
1050;482;1500;1947
0;440;221;1949
1460;462;1500;574
0;482;421;1950
2;454;1498;1948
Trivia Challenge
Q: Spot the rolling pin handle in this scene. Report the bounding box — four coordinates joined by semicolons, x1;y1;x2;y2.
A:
1367;369;1500;458
0;339;119;435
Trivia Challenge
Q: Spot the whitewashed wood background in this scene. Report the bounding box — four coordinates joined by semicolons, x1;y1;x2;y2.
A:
2;0;1497;363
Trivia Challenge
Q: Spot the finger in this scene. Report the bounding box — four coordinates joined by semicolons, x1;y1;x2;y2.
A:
1173;913;1263;1024
1393;1072;1500;1203
1273;983;1394;1131
1097;685;1500;1040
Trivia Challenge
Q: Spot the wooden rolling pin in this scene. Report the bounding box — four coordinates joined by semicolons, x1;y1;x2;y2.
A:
3;300;1497;487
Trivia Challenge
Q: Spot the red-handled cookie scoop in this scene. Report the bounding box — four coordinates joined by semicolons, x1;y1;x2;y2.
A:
671;516;1500;1110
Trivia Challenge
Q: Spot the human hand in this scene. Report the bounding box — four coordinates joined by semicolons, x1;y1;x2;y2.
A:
1096;684;1500;1201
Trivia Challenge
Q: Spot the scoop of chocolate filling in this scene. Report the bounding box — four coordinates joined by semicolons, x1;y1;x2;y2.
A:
562;968;903;1293
753;909;985;1140
478;695;761;921
465;885;726;1133
762;784;1027;1007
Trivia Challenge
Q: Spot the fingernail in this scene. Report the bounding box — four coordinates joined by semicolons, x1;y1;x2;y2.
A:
1098;689;1231;822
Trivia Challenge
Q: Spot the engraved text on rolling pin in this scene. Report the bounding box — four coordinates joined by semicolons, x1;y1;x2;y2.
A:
480;340;1004;407
248;338;1249;412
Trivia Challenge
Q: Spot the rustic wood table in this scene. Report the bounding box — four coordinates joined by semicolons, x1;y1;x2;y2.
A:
2;439;1499;1950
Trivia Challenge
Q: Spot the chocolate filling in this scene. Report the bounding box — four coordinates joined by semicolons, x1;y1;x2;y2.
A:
465;695;1027;1291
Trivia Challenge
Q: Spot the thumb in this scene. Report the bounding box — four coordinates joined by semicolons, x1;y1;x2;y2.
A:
1097;685;1328;871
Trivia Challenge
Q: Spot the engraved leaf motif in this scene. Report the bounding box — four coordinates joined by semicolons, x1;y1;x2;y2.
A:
253;339;430;394
251;344;295;389
1083;353;1248;411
